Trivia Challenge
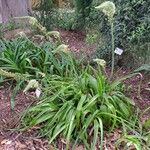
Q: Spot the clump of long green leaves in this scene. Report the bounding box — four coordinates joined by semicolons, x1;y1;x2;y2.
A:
0;37;82;109
1;37;146;149
0;37;81;77
115;107;150;150
21;63;136;149
0;37;37;74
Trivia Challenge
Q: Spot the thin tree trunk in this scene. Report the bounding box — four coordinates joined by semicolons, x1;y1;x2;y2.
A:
0;0;2;23
0;0;31;23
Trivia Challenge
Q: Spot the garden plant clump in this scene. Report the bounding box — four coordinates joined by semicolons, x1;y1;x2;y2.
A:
0;0;150;150
0;35;149;149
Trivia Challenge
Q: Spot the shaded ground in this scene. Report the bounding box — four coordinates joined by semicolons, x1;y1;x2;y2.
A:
0;30;150;149
60;30;97;55
0;83;33;129
113;69;150;110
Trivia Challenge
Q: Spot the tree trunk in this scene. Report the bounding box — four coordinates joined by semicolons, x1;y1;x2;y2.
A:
0;0;2;23
0;0;32;23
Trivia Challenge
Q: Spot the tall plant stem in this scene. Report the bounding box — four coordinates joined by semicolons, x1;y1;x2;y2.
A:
110;22;115;79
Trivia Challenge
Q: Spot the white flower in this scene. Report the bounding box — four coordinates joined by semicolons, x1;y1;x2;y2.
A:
95;1;116;22
93;59;106;67
55;44;69;53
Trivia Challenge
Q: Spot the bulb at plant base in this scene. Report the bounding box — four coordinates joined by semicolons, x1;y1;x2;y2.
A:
95;1;116;22
55;44;69;53
93;59;106;68
23;79;39;93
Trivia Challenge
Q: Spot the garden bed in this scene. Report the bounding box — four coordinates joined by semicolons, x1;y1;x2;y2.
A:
0;29;149;149
0;70;149;150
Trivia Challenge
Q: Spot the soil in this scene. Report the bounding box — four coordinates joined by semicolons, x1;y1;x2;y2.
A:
60;30;97;55
3;28;32;39
0;29;150;149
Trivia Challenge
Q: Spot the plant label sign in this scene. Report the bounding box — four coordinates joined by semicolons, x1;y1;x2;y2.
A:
35;88;41;98
114;48;123;55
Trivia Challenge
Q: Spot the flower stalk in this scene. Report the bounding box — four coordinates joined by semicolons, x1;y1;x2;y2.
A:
110;22;115;79
95;1;116;79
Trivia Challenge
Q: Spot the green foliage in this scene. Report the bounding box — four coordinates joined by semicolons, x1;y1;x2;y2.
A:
0;37;149;148
22;64;135;149
0;38;37;74
134;64;150;73
33;0;55;30
50;9;75;30
35;0;93;31
73;0;93;30
0;37;83;78
86;0;150;67
35;7;75;30
0;37;81;109
94;0;150;48
113;0;150;66
114;0;150;46
33;0;75;31
116;107;150;150
116;131;150;150
85;31;98;44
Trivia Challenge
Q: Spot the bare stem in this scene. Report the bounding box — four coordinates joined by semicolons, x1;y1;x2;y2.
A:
110;22;115;79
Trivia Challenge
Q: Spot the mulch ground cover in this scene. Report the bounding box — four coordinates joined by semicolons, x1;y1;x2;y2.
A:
0;29;149;150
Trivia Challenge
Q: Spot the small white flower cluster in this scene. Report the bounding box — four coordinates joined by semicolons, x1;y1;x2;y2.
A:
23;79;41;98
93;59;106;68
95;1;116;23
55;44;69;53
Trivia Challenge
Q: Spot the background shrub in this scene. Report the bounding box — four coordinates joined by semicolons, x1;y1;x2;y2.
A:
72;0;93;30
33;0;149;67
85;0;150;67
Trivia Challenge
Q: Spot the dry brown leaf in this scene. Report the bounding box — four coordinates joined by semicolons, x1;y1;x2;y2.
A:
15;141;26;149
1;139;12;145
74;145;84;150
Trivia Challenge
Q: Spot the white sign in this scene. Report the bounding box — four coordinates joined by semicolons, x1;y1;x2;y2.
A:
114;47;123;55
35;88;41;98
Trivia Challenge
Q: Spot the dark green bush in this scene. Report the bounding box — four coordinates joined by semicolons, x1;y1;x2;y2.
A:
49;9;75;30
86;0;150;67
114;0;150;46
33;0;55;30
73;0;93;30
